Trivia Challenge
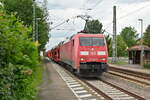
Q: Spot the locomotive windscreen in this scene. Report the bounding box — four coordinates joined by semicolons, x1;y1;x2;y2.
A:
80;37;105;46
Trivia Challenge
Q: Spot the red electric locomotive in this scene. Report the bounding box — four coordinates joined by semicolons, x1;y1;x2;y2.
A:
58;33;108;77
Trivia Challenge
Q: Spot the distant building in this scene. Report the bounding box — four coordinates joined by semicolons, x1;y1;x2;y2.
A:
128;45;150;64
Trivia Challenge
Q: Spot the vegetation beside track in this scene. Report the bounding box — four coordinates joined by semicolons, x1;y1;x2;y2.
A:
113;61;128;65
144;64;150;69
108;57;128;65
0;0;49;51
0;6;43;100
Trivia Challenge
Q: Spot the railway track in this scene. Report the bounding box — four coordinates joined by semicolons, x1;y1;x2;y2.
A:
83;79;145;100
108;66;150;87
52;62;146;100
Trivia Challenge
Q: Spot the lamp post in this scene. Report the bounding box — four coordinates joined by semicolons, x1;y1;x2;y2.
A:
138;19;144;67
36;18;41;43
33;0;36;41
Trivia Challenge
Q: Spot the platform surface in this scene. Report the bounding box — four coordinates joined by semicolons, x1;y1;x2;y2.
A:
38;59;77;100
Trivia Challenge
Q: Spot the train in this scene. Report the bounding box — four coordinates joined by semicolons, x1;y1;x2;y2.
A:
47;32;108;77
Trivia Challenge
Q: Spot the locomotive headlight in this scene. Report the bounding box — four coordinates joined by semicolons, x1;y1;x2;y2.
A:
80;51;89;55
80;58;84;60
100;58;106;60
97;51;106;55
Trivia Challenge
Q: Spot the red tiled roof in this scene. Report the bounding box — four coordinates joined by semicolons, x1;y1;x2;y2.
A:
128;45;150;51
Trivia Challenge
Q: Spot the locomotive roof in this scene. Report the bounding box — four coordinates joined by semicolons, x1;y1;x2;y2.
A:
54;33;105;48
76;33;104;37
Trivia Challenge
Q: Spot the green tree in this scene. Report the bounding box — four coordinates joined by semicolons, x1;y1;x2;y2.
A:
1;0;33;26
1;0;49;51
117;35;128;57
105;34;112;56
84;20;103;34
109;42;112;57
143;25;150;47
120;26;137;48
0;6;40;100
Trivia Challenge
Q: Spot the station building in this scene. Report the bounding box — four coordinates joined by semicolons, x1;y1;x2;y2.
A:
128;45;150;64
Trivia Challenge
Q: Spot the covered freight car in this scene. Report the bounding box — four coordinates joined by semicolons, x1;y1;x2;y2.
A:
51;46;60;62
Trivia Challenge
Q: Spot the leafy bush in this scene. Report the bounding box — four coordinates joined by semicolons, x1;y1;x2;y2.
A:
144;64;150;69
0;6;42;100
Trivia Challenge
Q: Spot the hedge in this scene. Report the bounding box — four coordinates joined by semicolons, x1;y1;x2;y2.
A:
0;6;42;100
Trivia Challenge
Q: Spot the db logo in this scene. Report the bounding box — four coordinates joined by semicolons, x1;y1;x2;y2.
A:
91;52;96;55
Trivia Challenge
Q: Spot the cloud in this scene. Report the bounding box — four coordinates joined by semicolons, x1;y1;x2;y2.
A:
48;8;85;37
115;2;150;33
45;37;65;50
118;0;150;4
46;0;150;50
47;0;86;9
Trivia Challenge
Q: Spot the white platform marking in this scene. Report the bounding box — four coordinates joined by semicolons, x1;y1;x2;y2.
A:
68;82;79;85
70;84;81;88
89;99;97;100
66;80;76;82
75;90;87;94
73;87;84;90
78;94;92;98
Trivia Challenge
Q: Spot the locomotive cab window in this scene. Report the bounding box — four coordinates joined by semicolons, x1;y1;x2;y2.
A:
80;37;104;46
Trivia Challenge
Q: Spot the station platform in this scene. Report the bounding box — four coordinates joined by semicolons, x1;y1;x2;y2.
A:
38;59;77;100
109;64;150;76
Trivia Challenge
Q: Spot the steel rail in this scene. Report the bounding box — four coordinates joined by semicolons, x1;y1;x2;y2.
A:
108;71;150;86
100;79;145;100
109;66;150;81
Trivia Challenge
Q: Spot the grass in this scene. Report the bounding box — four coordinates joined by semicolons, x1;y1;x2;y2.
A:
114;61;128;65
29;64;43;100
144;64;150;69
33;65;43;88
108;57;128;65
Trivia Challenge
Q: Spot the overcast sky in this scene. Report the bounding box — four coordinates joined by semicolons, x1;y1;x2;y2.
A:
42;0;150;50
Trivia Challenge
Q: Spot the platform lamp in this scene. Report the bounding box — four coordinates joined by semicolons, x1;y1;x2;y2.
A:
32;0;36;41
138;19;144;67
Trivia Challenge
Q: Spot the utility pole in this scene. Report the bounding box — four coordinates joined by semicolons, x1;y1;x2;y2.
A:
33;0;36;41
43;0;49;24
138;19;144;67
43;0;48;12
112;6;117;63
